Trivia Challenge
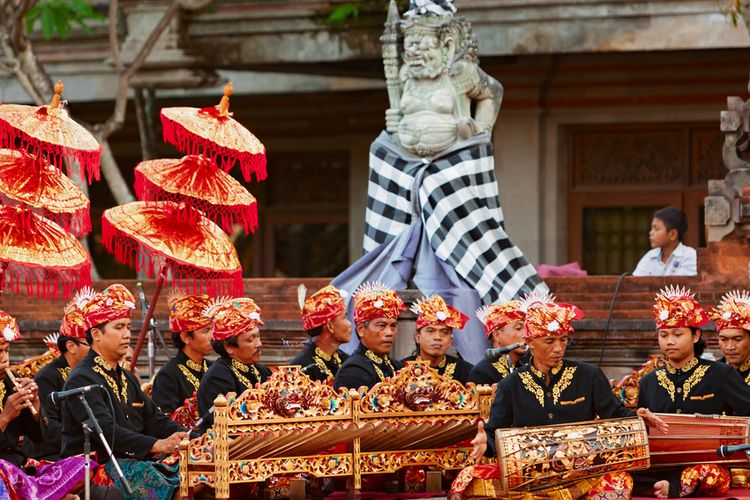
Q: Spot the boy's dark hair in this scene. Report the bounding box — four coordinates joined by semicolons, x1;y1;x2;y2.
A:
654;206;688;241
690;328;706;358
212;336;239;357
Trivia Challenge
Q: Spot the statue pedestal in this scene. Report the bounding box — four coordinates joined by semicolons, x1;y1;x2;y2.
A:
700;238;750;287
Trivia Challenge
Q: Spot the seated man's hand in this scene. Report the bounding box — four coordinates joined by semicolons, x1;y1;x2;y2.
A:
151;431;189;455
470;420;487;462
636;407;669;434
0;391;34;428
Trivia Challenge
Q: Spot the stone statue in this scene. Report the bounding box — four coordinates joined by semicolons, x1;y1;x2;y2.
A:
383;0;503;157
333;0;547;364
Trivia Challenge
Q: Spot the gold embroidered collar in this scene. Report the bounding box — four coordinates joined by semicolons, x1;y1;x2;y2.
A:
417;354;447;369
365;349;396;381
185;357;207;373
93;355;128;403
230;358;261;389
665;356;698;374
529;359;563;379
739;356;750;373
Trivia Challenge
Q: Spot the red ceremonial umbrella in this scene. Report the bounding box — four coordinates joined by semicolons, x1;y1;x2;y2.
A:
101;201;243;369
0;82;101;183
160;82;266;182
134;154;257;234
0;148;91;235
0;205;91;299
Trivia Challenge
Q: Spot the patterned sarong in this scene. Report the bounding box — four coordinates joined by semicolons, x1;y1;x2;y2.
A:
98;458;179;500
0;456;89;500
363;131;546;304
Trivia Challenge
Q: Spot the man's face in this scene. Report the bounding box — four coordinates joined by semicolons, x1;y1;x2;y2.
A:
328;313;352;344
357;317;398;357
92;318;132;362
658;327;698;364
718;328;750;368
184;326;213;357
528;335;568;368
415;324;452;359
226;328;262;365
492;321;526;352
0;340;10;371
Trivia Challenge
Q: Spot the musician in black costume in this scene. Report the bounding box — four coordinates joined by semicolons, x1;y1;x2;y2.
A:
197;297;271;432
401;295;473;384
333;282;406;391
151;291;213;415
290;285;351;382
27;287;93;461
636;286;750;498
468;299;528;385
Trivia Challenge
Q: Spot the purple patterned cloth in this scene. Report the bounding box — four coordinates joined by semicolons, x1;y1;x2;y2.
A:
0;456;90;500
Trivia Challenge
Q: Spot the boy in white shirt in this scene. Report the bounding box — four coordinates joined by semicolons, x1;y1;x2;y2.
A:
633;206;697;276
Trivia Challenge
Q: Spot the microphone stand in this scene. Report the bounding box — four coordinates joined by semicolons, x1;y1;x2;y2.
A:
76;394;133;496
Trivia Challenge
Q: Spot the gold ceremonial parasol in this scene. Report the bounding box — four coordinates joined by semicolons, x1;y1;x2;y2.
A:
134;154;257;234
101;201;242;295
160;82;266;182
0;149;90;235
0;82;101;183
102;200;243;370
0;205;91;299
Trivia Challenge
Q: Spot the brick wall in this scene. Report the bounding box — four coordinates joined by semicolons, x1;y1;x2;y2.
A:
4;240;749;379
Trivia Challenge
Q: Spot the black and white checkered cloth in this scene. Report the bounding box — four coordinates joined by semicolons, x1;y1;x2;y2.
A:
364;132;547;304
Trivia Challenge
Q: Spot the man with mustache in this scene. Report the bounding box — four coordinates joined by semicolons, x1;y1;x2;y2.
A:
197;297;271;433
60;284;187;499
401;295;473;384
333;282;406;390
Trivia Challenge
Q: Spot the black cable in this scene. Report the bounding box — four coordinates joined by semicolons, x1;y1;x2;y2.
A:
597;272;631;368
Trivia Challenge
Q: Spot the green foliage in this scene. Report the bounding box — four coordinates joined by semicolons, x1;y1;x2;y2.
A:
326;2;359;23
25;0;105;40
326;0;408;25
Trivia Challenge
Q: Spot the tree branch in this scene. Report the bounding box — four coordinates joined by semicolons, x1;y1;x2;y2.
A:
95;0;181;139
108;0;123;71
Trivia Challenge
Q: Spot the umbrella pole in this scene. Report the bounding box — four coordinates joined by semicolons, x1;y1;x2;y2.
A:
130;266;166;373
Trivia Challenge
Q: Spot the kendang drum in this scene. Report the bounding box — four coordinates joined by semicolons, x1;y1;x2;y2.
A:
648;413;750;467
495;417;650;493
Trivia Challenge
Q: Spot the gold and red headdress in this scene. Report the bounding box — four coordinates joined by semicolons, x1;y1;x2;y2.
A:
522;293;584;340
82;284;136;330
475;300;525;338
352;281;405;325
709;290;750;332
205;297;263;342
410;295;468;330
298;284;347;332
60;286;96;339
0;311;20;343
168;290;213;334
653;285;708;330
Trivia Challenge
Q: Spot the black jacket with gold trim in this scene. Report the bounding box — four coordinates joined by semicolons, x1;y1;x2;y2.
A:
60;350;185;463
638;356;750;415
152;349;210;415
196;355;271;433
0;375;44;466
289;341;349;383
333;344;402;391
26;355;69;460
484;358;633;457
401;354;473;386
